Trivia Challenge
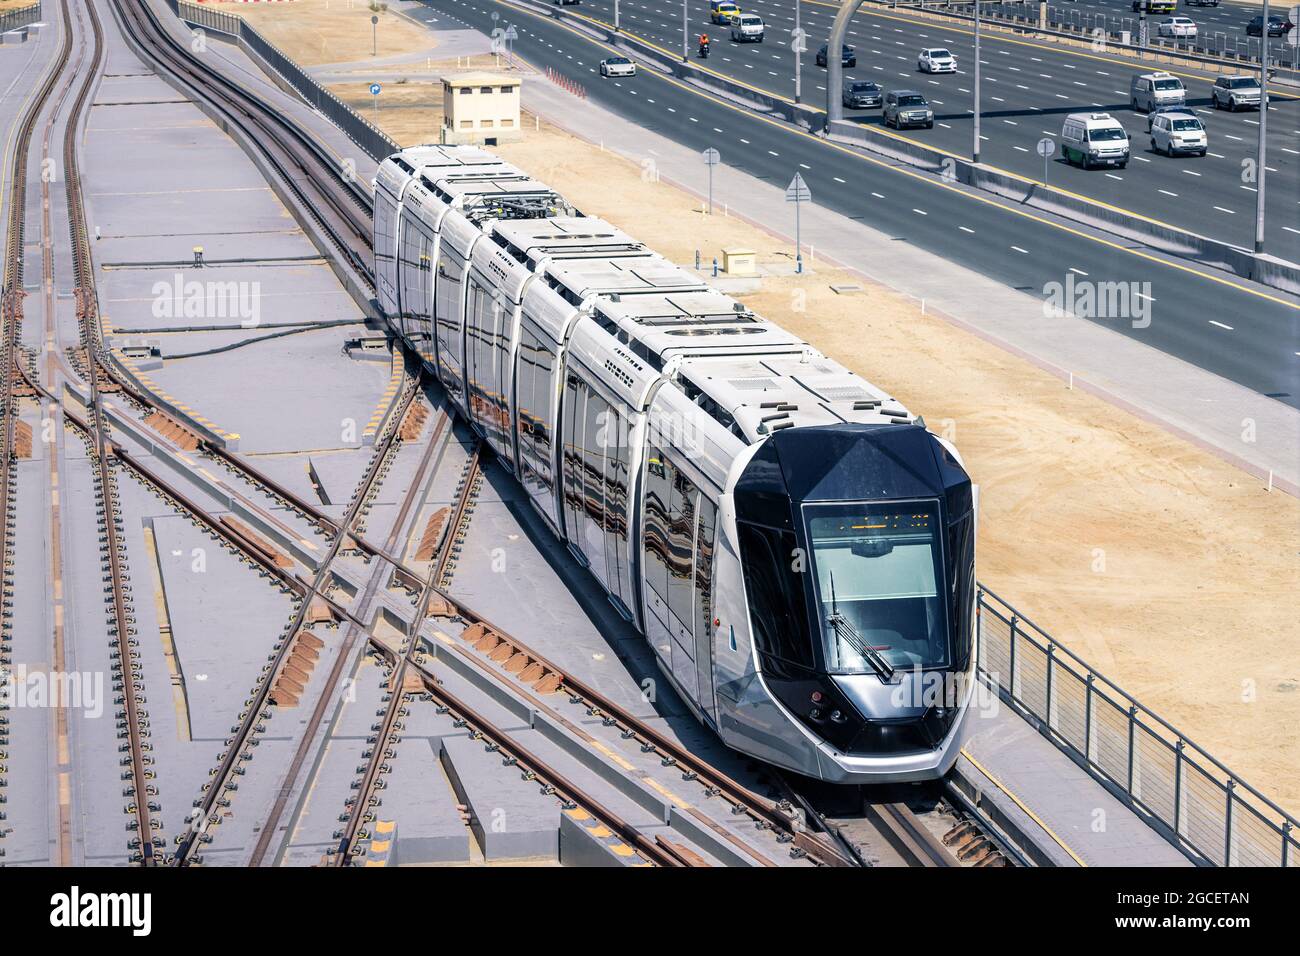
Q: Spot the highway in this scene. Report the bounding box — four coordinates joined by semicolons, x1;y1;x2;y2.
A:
1028;0;1297;65
567;0;1300;252
421;0;1300;406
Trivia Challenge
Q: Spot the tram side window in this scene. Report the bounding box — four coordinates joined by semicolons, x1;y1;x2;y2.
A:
562;372;585;533
667;467;698;629
694;497;717;650
642;447;672;614
581;383;608;531
737;523;816;672
374;198;397;298
531;338;555;490
516;328;556;495
603;403;632;604
433;256;465;397
399;225;431;344
466;279;494;424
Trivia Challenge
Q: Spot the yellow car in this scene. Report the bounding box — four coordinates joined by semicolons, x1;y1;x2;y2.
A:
710;1;740;25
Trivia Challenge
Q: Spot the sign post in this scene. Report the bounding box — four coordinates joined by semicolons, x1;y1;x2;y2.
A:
370;82;382;123
785;172;811;274
1037;137;1055;187
702;148;720;214
371;14;378;57
504;24;518;69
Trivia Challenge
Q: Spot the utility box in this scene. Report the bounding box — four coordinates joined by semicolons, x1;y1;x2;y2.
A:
441;72;522;146
721;247;757;276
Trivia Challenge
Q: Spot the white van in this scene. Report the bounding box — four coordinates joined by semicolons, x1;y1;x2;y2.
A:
730;14;765;41
1060;112;1131;169
1130;71;1186;113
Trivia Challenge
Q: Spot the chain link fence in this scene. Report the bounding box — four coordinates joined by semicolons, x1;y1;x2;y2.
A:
168;0;398;162
0;1;42;35
977;586;1299;867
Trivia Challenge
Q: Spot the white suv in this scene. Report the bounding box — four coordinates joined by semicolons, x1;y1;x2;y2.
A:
917;48;957;73
1158;16;1198;38
1150;111;1207;156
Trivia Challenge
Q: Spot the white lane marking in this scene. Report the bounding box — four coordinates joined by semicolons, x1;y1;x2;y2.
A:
1214;206;1235;214
1011;245;1029;254
959;226;975;234
913;208;928;215
1209;320;1233;330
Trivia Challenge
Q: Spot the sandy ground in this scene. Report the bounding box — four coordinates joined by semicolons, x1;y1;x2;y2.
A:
218;13;1300;814
207;0;435;66
0;0;37;11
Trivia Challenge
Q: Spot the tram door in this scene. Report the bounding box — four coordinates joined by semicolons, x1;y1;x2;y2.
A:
692;497;719;727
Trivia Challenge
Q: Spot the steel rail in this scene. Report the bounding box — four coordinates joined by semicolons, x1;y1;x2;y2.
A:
330;443;481;865
109;0;373;284
247;410;456;867
56;0;160;863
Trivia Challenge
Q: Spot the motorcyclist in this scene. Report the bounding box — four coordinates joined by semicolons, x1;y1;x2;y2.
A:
698;33;710;57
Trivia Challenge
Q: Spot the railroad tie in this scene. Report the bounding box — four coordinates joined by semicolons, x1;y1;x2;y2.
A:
13;420;32;458
143;410;201;451
219;516;294;570
398;401;429;442
413;506;450;562
269;628;325;707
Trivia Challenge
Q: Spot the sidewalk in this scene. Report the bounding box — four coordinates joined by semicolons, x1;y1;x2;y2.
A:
957;702;1191;866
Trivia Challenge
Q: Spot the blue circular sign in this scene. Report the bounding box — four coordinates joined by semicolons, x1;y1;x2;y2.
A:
369;83;382;96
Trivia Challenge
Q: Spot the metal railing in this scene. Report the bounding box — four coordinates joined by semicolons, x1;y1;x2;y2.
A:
0;1;42;35
887;1;1299;73
976;585;1299;867
169;0;398;161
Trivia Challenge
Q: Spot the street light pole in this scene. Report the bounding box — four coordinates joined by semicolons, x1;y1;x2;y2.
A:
1254;0;1270;254
973;0;982;163
683;0;688;62
795;0;802;104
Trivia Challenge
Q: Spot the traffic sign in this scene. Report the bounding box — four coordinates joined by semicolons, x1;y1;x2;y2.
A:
369;83;382;96
786;173;810;274
1036;137;1055;158
702;148;720;166
785;172;811;203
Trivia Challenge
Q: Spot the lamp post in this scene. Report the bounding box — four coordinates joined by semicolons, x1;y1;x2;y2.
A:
973;0;982;163
1254;0;1271;254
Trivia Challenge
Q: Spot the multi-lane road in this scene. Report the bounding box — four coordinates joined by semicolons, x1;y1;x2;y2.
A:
572;0;1299;252
419;0;1298;407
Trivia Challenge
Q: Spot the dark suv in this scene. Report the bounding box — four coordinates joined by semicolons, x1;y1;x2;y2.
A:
816;43;856;68
842;79;883;108
1246;15;1292;37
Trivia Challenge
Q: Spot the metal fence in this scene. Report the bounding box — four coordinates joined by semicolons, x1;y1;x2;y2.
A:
0;1;42;36
976;586;1299;867
169;0;398;161
895;1;1299;72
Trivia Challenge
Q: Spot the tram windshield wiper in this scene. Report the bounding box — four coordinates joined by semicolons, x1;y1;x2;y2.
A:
827;612;896;684
827;571;896;683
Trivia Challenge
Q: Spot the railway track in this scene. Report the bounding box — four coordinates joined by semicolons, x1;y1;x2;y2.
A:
329;434;479;864
0;0;75;866
62;0;163;863
101;0;883;870
782;778;1014;868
